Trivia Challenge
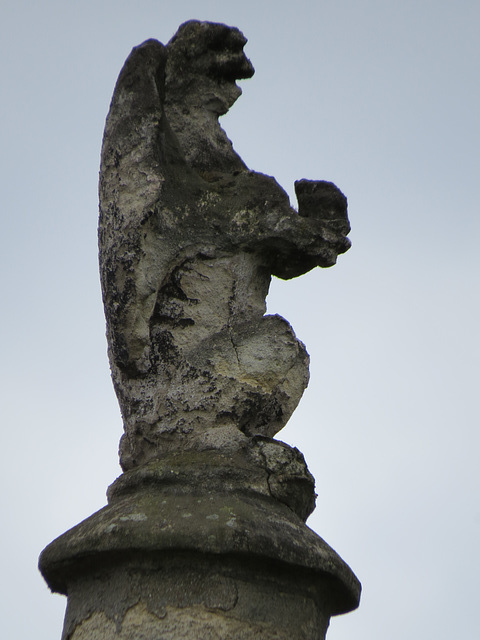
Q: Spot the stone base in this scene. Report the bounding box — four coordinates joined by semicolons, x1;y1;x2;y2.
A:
40;448;360;639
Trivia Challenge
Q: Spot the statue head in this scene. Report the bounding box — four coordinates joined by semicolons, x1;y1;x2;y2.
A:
166;20;254;115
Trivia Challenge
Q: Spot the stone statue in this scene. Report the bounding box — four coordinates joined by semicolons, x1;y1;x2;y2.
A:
99;20;351;472
40;23;360;638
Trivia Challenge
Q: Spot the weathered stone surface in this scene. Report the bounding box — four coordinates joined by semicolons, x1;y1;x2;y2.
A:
39;445;360;637
40;459;358;603
98;20;351;470
40;20;359;640
61;555;333;640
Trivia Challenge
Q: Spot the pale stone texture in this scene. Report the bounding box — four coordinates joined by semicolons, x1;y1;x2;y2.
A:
40;20;360;640
98;20;351;470
70;604;323;640
62;555;333;640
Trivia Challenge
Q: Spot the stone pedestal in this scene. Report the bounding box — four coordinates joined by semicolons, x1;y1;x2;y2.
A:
40;447;360;639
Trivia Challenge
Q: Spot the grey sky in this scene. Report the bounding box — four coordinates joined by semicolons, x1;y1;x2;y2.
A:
1;1;479;638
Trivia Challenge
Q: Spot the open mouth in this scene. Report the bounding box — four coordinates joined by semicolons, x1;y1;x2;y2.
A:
207;50;254;82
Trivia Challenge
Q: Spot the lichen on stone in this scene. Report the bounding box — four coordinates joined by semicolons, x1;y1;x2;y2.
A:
98;20;351;471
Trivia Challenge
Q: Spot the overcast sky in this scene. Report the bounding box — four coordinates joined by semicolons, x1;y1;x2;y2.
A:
1;1;479;638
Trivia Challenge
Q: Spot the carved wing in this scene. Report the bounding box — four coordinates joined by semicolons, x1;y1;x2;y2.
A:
99;40;174;375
